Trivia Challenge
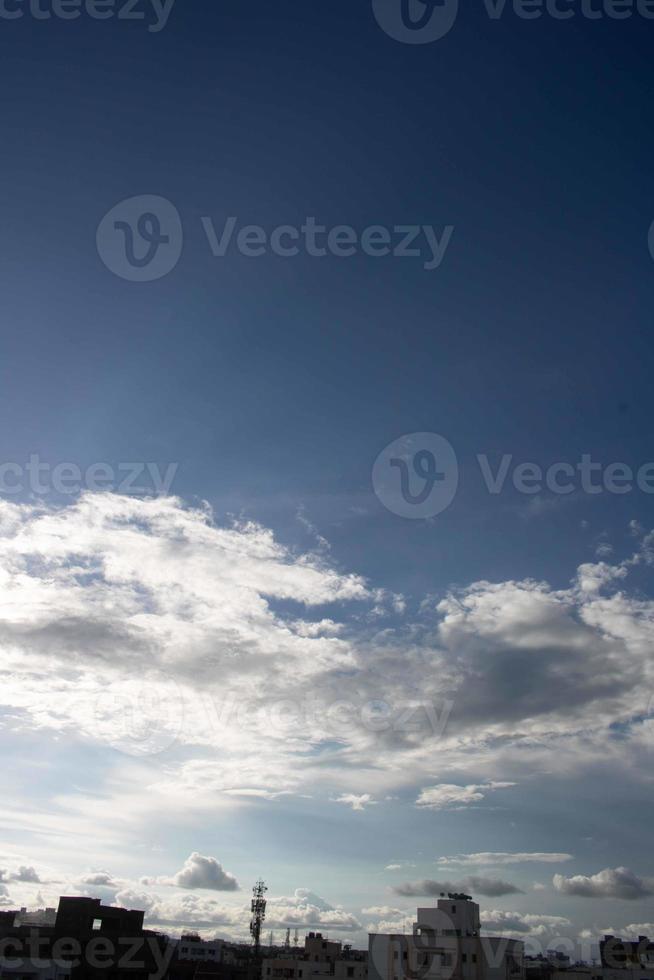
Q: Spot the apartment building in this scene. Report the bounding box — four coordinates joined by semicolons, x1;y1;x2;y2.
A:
262;933;367;980
368;894;524;980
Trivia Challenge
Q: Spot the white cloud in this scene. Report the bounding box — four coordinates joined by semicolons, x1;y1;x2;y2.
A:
167;853;239;892
481;910;571;938
622;923;654;935
553;868;654;900
416;783;516;810
266;890;361;932
2;496;654;814
117;890;243;933
438;853;573;866
333;794;377;811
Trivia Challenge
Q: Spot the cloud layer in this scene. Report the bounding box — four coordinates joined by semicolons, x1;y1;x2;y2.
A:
2;496;654;944
553;868;654;900
394;877;523;898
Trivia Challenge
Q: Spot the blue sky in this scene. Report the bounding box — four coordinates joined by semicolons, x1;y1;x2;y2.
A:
1;0;654;956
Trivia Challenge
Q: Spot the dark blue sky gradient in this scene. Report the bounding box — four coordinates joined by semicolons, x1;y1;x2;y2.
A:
1;0;653;597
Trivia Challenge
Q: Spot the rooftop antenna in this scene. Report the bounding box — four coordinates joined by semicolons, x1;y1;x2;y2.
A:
285;928;291;949
294;929;299;948
269;931;274;949
250;879;268;958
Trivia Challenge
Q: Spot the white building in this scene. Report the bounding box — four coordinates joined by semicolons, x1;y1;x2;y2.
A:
368;894;524;980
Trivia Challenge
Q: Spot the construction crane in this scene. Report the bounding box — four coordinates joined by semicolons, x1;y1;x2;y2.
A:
250;879;268;958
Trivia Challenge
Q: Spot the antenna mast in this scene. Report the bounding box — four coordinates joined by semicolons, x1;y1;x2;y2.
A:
250;879;268;957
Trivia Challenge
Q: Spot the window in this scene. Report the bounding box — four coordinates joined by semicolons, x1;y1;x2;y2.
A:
472;955;477;964
347;969;354;977
92;919;102;931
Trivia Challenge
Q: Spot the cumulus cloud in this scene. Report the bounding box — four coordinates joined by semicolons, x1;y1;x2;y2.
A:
553;868;654;900
122;886;361;939
481;910;571;938
168;853;239;892
115;890;243;933
394;877;523;897
438;853;573;867
10;866;41;883
267;890;361;932
622;922;654;936
416;783;516;810
79;871;118;887
1;866;42;884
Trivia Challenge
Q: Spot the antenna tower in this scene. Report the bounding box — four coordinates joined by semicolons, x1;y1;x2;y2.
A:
250;879;268;957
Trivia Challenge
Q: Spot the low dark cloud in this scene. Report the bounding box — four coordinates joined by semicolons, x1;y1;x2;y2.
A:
553;867;654;900
11;866;41;883
394;876;523;898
